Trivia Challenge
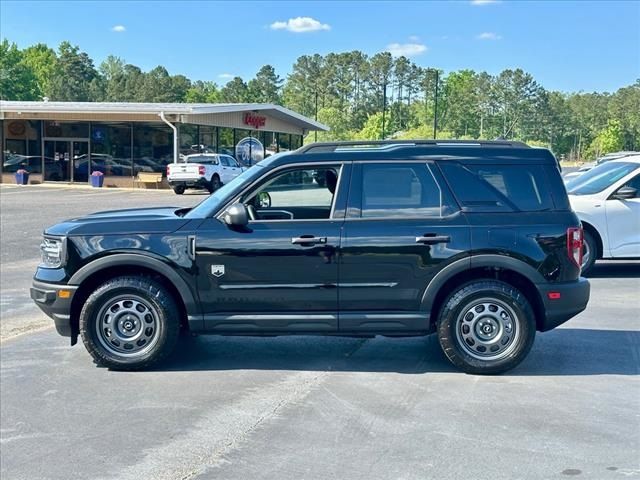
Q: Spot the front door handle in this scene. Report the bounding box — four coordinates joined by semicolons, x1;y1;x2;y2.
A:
416;234;451;245
292;235;328;246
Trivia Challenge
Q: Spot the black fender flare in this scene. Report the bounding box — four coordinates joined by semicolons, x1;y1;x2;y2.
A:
69;253;202;323
420;254;546;312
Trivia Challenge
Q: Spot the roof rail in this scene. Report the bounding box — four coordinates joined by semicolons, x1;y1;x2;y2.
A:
297;139;530;154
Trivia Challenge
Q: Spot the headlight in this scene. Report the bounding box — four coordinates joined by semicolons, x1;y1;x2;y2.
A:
40;237;65;268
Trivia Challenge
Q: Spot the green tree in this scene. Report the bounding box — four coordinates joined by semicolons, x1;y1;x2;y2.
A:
49;41;99;101
354;112;384;140
0;39;39;100
588;120;625;158
247;65;282;104
21;43;57;98
185;80;220;103
220;76;249;103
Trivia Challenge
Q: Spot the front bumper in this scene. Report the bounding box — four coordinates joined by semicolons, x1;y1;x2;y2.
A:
536;277;590;331
30;280;77;337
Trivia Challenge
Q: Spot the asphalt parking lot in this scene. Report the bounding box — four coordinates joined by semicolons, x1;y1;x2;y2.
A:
1;183;639;480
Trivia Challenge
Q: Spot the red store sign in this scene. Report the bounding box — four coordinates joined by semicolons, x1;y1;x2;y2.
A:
243;112;267;129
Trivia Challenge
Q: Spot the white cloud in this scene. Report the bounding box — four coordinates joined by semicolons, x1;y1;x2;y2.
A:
218;73;234;79
477;32;502;40
385;42;428;57
471;0;500;5
408;35;420;42
111;25;126;32
269;17;330;33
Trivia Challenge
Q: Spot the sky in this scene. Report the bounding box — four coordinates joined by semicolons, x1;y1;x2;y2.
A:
1;0;639;93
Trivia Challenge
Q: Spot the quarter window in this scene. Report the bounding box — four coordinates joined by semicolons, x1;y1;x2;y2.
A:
360;163;447;218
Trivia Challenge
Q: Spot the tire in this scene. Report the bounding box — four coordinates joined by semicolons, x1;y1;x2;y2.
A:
173;185;185;195
581;230;597;275
437;280;536;375
79;276;180;370
208;175;221;193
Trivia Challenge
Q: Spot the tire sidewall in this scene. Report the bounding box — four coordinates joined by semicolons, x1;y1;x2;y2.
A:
582;230;597;275
80;278;179;370
438;281;536;375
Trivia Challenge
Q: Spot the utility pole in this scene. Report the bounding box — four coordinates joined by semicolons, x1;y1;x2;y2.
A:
381;80;387;140
314;89;319;142
433;69;439;139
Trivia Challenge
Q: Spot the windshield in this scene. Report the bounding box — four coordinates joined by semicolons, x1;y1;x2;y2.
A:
566;161;639;195
184;152;291;218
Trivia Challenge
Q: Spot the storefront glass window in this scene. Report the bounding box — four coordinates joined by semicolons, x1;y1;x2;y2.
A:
277;133;292;152
199;126;217;153
91;123;132;177
43;121;89;138
263;132;277;158
179;124;199;157
133;123;173;174
3;120;42;173
218;127;234;157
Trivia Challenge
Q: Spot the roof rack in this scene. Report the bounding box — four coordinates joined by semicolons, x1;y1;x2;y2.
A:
297;139;530;154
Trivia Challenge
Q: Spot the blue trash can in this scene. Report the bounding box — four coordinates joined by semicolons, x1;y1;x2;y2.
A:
90;174;104;188
15;172;29;185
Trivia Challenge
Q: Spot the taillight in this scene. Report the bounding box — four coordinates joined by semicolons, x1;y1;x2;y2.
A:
198;165;205;176
166;165;171;176
567;227;583;269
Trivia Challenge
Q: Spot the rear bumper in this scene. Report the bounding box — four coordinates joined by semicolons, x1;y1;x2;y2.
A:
168;177;207;188
536;277;590;331
30;280;77;337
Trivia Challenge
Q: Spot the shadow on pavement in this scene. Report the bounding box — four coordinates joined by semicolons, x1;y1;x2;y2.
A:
585;262;640;279
156;328;639;376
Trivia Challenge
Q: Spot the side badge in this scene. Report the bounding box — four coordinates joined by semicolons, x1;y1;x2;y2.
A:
211;265;225;278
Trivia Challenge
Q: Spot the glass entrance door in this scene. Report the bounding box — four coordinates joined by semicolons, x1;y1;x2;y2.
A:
44;140;71;181
43;140;89;182
72;141;89;182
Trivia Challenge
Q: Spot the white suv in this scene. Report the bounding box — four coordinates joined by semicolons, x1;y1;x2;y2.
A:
167;154;244;195
566;156;640;273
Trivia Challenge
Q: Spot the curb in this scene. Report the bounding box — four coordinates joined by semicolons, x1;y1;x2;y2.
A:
0;183;172;193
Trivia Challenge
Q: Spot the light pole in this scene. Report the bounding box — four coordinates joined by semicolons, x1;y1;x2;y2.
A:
381;79;387;140
433;69;439;139
314;89;319;142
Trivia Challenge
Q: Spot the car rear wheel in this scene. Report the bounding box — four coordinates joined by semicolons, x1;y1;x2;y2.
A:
208;175;221;193
79;276;180;370
172;185;185;195
437;280;536;375
581;230;597;275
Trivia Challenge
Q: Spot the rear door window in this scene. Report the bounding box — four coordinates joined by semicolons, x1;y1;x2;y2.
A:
439;162;554;212
359;163;455;218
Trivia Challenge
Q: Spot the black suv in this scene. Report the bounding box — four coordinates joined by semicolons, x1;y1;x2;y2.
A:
31;140;590;374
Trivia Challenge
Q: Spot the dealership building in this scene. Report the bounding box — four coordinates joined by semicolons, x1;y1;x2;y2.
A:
0;101;328;187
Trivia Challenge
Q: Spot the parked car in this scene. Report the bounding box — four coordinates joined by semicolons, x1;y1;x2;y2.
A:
563;151;638;184
31;140;590;374
565;155;640;274
167;153;244;194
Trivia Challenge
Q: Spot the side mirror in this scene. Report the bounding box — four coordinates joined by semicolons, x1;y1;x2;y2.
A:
613;186;637;200
222;203;249;227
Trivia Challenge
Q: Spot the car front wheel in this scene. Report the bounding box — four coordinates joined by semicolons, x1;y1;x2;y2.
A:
437;280;536;375
79;276;180;370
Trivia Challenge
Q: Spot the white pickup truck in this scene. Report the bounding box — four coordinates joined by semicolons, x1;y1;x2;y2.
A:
167;153;244;195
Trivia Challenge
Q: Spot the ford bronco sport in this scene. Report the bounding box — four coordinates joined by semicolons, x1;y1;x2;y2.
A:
31;140;590;374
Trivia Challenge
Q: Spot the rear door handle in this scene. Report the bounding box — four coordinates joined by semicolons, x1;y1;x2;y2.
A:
416;234;451;245
292;235;328;245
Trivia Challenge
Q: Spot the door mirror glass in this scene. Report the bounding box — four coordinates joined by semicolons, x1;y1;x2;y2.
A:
222;203;249;227
613;186;637;200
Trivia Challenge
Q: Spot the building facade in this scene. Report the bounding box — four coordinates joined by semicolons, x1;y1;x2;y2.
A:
0;102;328;187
